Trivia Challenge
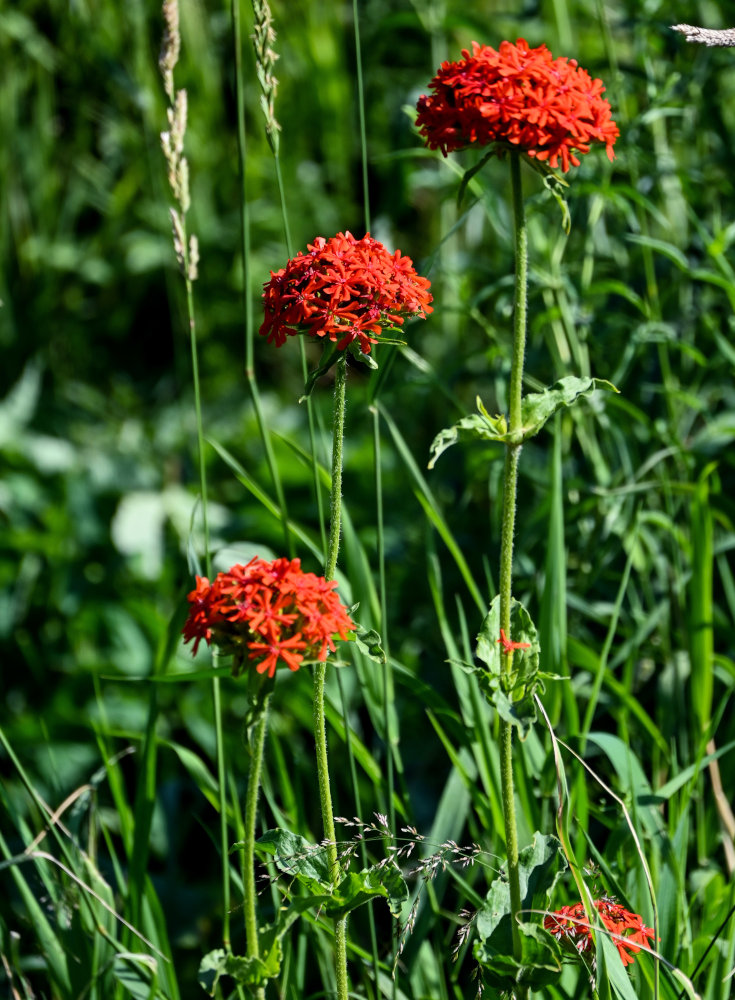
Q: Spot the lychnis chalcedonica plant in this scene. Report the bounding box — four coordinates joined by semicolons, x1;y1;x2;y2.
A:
256;230;432;1000
417;37;655;998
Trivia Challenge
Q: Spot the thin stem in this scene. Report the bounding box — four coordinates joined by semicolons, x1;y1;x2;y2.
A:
508;152;528;434
352;0;370;232
372;407;394;827
313;659;349;1000
186;280;211;574
496;152;528;994
243;697;270;1000
185;276;232;953
324;356;347;583
313;353;349;1000
274;139;326;555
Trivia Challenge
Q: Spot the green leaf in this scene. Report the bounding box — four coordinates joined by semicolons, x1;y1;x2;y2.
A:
253;829;333;890
197;944;282;996
347;339;380;369
428;398;508;469
457;148;496;208
428;378;617;466
473;833;567;990
300;341;343;399
599;934;641;1000
518;377;618;440
474;596;540;738
112;955;158;1000
252;829;407;920
474;921;563;990
198;949;228;996
326;863;409;918
353;623;387;664
492;688;539;742
542;172;571;234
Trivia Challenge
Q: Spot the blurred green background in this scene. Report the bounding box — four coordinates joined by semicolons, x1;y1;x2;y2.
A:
3;0;735;996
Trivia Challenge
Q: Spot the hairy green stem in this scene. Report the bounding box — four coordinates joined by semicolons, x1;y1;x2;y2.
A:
497;152;528;993
324;356;347;583
314;353;349;1000
243;697;270;1000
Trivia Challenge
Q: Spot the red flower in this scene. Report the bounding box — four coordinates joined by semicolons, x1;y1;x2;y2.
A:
416;39;619;172
182;556;355;678
260;231;432;354
544;897;654;966
497;628;531;654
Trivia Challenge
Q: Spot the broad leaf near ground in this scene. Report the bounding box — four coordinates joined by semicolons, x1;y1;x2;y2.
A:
473;833;567;991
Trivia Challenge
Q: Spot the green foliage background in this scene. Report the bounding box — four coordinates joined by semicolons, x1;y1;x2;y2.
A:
2;0;735;997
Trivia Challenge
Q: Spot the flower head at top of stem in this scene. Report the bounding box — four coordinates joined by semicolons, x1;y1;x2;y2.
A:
259;231;432;355
544;897;654;967
182;556;355;677
416;38;618;172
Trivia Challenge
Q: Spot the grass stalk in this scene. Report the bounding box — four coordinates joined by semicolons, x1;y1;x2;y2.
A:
232;0;293;558
183;234;233;958
159;4;230;953
352;0;370;233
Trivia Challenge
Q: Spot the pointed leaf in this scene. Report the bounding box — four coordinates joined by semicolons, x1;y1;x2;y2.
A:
474;921;563;990
475;597;540;737
474;833;567;990
300;342;342;399
353;624;387;665
198;949;228;996
542;173;571;234
428;401;509;468
493;688;539;741
327;863;408;918
254;829;332;890
519;377;618;440
428;378;617;467
457;148;497;207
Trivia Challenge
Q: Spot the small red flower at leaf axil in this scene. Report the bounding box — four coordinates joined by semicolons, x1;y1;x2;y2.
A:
497;628;531;654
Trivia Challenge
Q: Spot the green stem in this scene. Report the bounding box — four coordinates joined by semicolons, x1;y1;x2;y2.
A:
186;279;211;574
185;275;231;954
243;697;270;1000
313;353;349;1000
497;152;528;994
273;140;326;555
352;0;370;232
324;356;347;583
508;153;528;435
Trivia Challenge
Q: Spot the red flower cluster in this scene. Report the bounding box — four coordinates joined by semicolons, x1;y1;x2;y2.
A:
544;897;654;966
182;557;355;678
416;39;619;172
259;231;432;355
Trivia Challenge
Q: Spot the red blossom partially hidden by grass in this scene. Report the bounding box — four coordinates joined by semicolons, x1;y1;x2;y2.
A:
544;897;654;966
416;38;619;172
259;231;432;354
182;557;355;678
